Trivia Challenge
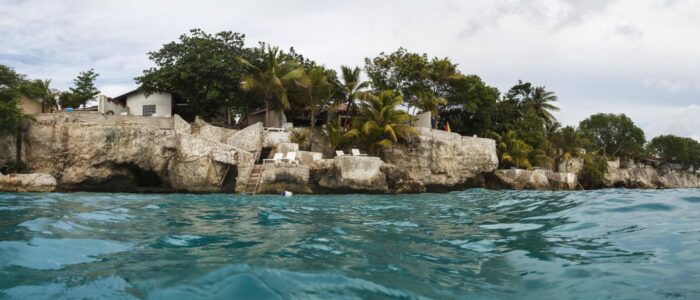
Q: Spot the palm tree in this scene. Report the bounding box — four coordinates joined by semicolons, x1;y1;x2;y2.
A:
522;86;559;126
415;90;447;128
337;66;370;129
238;46;309;126
305;66;334;130
36;79;58;113
490;130;533;169
322;117;346;152
552;126;588;161
345;90;418;156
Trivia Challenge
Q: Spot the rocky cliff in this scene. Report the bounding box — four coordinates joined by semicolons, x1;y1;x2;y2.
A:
382;128;499;191
605;162;700;189
16;113;253;192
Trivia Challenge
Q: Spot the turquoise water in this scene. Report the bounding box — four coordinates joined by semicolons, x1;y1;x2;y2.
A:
1;190;700;299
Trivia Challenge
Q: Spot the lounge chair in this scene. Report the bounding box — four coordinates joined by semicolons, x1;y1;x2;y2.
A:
263;153;284;164
335;150;345;157
281;152;299;164
351;149;367;156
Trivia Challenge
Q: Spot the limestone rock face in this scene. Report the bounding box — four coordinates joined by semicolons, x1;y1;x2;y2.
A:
264;131;291;147
558;158;584;175
22;113;176;191
311;156;388;193
227;122;263;154
382;128;498;190
604;163;700;189
546;172;578;190
193;117;237;143
0;135;16;165
0;172;57;192
658;171;700;188
257;164;311;194
490;169;551;190
19;113;254;192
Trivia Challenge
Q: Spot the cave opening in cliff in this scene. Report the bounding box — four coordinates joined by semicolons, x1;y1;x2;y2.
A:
75;163;164;192
221;164;238;193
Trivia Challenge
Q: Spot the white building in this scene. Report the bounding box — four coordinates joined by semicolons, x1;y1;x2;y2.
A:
99;89;173;117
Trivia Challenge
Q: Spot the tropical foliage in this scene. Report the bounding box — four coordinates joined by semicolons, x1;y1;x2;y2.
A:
68;69;100;109
0;65;31;135
647;135;700;169
238;45;310;126
345;90;418;155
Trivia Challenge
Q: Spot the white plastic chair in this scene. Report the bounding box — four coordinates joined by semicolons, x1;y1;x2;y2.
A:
263;153;284;164
335;150;345;157
282;152;299;164
351;149;367;156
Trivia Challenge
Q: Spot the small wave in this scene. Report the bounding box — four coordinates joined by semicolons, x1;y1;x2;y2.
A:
147;264;425;300
0;238;131;270
606;203;675;213
162;235;202;247
480;223;543;232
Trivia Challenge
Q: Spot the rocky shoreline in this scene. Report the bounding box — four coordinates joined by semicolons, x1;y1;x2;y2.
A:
1;113;698;193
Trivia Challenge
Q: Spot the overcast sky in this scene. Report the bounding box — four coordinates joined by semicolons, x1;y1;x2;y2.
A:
1;0;698;140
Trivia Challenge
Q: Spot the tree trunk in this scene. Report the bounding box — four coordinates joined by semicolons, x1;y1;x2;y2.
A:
226;105;231;126
264;100;270;128
15;129;22;165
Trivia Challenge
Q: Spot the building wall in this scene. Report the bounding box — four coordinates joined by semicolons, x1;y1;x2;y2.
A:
126;92;172;116
415;111;432;128
244;110;284;128
19;97;43;114
98;95;128;115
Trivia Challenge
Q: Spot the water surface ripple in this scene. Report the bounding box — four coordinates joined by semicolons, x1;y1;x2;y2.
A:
1;189;699;299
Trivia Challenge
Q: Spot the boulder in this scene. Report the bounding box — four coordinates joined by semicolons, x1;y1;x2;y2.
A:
256;163;312;194
0;172;57;192
546;172;578;190
264;131;291;147
489;169;551;190
227;122;263;154
311;156;388;193
297;151;322;164
382;128;498;190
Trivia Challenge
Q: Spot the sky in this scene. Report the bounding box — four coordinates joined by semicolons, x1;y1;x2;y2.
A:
1;0;698;140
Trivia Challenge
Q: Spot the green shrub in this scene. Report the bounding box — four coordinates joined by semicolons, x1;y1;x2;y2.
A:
578;154;607;189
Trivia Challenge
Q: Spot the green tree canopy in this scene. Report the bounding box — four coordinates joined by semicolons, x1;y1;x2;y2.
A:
69;69;100;109
647;135;700;169
579;113;646;159
345;90;418;155
0;65;30;135
238;45;310;126
137;29;249;122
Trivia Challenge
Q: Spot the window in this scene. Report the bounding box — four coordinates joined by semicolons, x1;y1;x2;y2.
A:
143;105;156;116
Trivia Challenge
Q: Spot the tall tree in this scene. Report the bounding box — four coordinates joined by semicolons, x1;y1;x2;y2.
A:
0;65;29;135
345;90;418;155
364;48;431;111
238;46;309;126
304;66;335;130
523;86;560;126
579;113;646;159
337;66;370;129
137;29;248;123
69;69;100;109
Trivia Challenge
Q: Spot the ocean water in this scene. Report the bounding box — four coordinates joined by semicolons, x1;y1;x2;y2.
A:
1;189;699;299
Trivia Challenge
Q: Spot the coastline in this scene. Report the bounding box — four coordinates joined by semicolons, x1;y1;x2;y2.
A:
1;112;699;194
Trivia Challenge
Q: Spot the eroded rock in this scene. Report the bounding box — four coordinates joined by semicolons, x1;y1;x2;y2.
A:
0;172;57;192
